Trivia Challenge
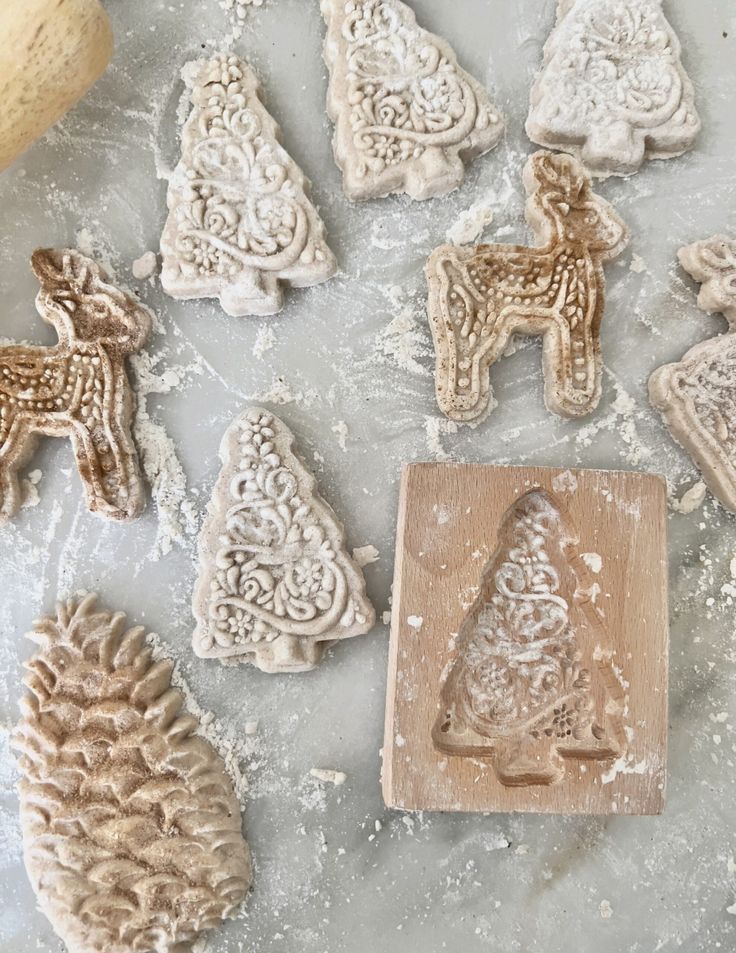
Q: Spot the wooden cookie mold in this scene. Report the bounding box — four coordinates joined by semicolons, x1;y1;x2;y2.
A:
383;464;669;815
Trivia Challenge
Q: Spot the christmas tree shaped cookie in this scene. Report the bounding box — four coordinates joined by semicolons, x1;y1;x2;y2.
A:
14;594;252;953
433;490;626;787
161;53;337;317
321;0;504;201
527;0;701;178
426;151;629;423
193;407;375;673
649;237;736;512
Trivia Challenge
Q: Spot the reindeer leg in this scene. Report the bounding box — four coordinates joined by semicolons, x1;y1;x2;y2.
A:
542;278;603;419
69;370;144;521
0;415;38;522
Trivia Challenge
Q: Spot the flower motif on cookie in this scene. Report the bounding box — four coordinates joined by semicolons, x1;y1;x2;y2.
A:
433;490;626;787
161;54;336;316
321;0;504;200
527;0;701;177
649;237;736;513
194;408;375;673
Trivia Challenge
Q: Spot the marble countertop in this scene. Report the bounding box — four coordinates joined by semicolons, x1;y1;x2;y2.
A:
1;1;735;951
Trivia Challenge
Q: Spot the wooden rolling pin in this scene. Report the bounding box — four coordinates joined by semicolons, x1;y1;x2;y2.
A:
0;0;113;172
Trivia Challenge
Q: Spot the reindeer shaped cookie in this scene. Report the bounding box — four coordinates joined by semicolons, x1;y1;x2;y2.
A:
426;151;629;422
0;249;151;523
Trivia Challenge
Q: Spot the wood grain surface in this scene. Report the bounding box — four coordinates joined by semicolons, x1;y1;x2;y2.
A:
383;463;669;816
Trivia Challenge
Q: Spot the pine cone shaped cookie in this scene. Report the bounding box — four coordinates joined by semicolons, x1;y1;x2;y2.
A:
14;594;251;953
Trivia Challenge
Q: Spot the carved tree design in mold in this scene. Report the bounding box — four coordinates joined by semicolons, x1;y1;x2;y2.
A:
0;249;151;523
192;407;375;674
433;490;626;787
321;0;504;201
161;53;337;317
526;0;701;178
426;151;629;423
649;236;736;513
14;594;252;953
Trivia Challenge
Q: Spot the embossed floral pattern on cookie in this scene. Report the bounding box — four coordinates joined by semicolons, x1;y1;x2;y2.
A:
161;54;337;316
650;237;736;512
0;249;151;523
433;490;626;787
426;151;629;422
321;0;504;201
527;0;701;178
14;594;252;953
193;407;375;673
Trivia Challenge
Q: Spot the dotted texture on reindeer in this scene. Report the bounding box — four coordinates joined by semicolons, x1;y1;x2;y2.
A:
433;490;626;788
0;249;151;524
321;0;504;201
649;237;736;512
425;151;629;423
526;0;701;178
192;407;375;673
160;53;337;318
14;594;252;953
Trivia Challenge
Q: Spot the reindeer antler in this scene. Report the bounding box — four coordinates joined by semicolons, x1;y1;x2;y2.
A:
528;152;588;209
31;248;105;298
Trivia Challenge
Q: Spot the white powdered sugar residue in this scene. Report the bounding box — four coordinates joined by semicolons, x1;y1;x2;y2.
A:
253;324;276;359
446;198;494;245
376;306;432;378
131;251;158;280
353;545;380;567
130;351;198;559
671;480;707;514
581;552;603;574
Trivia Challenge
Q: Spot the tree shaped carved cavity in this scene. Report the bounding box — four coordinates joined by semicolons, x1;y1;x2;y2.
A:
433;490;626;787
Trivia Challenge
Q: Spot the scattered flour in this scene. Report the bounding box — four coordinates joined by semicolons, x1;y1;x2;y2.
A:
20;469;43;509
131;251;158;280
671;480;707;514
309;768;347;786
599;899;614;919
376;307;432;378
629;254;648;275
407;615;423;631
425;416;459;461
253;324;276;359
552;469;578;494
353;545;380;567
581;552;603;574
446;198;494;245
130;351;198;558
332;420;349;451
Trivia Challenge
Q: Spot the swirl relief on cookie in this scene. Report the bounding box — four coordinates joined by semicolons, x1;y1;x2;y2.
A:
193;408;375;673
426;151;629;423
14;594;252;953
161;54;337;317
433;490;626;787
649;237;736;512
321;0;504;201
527;0;701;177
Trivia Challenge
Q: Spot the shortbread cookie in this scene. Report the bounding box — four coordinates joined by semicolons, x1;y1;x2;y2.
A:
527;0;701;178
321;0;504;201
649;236;736;512
14;594;252;953
0;249;151;523
426;150;629;422
433;489;625;787
193;407;375;673
161;53;337;317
